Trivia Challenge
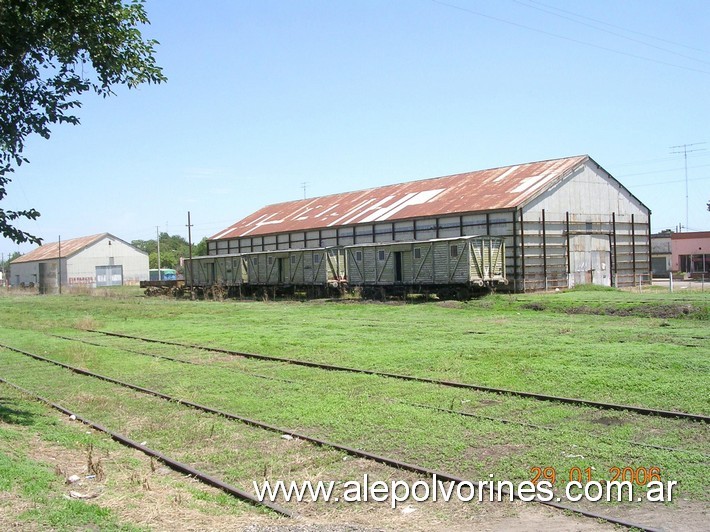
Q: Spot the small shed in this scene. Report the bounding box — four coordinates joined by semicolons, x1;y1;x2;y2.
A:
9;233;148;292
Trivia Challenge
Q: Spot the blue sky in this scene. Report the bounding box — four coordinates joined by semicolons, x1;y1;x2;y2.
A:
2;0;709;258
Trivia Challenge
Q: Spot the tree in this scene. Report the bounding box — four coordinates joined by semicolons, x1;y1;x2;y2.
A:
132;232;196;271
194;237;208;257
1;0;166;244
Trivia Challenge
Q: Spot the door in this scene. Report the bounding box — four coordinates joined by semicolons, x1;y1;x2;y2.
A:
569;234;611;288
96;265;123;287
278;258;286;283
394;251;403;283
39;262;58;293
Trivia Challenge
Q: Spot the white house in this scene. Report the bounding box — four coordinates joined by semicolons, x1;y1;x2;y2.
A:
10;233;148;292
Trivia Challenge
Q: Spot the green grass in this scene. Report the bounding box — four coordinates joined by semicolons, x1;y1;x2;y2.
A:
0;391;138;531
0;289;708;519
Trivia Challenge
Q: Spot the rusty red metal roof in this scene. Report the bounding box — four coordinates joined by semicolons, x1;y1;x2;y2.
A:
211;155;589;240
11;233;109;263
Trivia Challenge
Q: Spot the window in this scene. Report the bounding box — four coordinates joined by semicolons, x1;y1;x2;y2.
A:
681;254;709;273
692;255;704;273
268;256;273;265
378;250;385;261
586;222;593;231
414;247;421;259
290;255;297;264
355;251;362;262
450;245;458;258
313;253;321;264
251;257;258;266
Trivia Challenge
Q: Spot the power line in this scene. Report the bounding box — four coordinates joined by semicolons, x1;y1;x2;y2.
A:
513;0;710;66
632;175;708;188
617;163;710;178
611;152;710;168
430;0;710;75
523;0;709;54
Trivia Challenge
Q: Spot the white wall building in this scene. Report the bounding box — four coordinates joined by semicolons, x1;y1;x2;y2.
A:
9;233;148;292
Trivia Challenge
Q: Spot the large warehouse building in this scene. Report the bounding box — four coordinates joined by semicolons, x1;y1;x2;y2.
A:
208;155;651;291
10;233;148;292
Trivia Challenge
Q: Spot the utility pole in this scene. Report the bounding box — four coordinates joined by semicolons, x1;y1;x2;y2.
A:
301;182;308;200
670;142;706;230
186;211;194;297
156;226;161;281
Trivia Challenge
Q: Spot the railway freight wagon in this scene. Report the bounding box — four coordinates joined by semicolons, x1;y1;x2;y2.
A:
345;236;506;299
242;247;346;296
184;254;248;289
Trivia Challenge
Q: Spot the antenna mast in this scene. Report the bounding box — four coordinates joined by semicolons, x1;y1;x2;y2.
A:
670;142;706;230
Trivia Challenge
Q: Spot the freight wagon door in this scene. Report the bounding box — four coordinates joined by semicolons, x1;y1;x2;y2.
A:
394;252;403;283
568;234;611;288
278;258;286;284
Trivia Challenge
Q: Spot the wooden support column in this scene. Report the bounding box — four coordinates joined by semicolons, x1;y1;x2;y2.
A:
512;211;518;291
612;213;617;286
391;222;395;241
565;211;571;276
631;214;636;286
646;214;652;282
486;213;491;235
459;215;464;237
435;218;440;239
542;209;547;290
413;220;418;241
520;209;526;292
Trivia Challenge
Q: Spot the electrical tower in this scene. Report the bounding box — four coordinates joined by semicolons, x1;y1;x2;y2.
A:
670;142;706;230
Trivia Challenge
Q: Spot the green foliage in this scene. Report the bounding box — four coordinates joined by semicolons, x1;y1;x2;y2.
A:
132;232;200;269
195;237;208;257
1;250;22;274
0;0;166;244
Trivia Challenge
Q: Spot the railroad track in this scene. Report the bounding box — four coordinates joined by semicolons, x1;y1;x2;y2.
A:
51;332;708;457
87;329;709;423
0;376;292;517
50;334;299;385
0;342;660;531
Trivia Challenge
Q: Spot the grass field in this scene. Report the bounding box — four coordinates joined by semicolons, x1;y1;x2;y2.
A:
0;286;708;530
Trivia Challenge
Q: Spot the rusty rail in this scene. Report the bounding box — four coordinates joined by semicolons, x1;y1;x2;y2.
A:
0;376;293;517
88;330;709;423
0;342;661;531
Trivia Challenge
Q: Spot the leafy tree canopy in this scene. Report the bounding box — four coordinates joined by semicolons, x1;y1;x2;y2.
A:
1;0;166;244
1;250;22;272
132;232;197;271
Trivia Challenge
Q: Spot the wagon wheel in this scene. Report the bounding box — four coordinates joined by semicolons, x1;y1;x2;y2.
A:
455;286;471;301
